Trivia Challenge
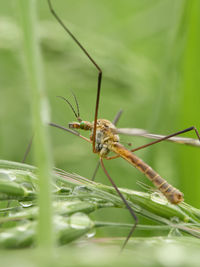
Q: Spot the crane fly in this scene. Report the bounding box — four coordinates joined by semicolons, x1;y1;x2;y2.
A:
47;0;200;248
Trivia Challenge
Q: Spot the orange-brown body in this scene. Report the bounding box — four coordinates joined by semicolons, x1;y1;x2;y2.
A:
70;118;184;205
111;143;183;204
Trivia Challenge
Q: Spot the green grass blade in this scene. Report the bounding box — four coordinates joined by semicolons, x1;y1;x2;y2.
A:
1;160;200;241
17;0;53;249
179;0;200;206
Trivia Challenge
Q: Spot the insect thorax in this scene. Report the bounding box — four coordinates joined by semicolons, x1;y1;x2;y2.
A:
91;119;120;157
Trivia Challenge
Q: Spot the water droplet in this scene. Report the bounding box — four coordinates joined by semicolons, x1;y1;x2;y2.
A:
70;213;93;230
85;229;96;239
0;170;12;181
19;201;33;207
150;192;167;205
73;186;93;195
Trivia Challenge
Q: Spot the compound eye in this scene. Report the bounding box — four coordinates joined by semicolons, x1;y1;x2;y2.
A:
80;121;85;129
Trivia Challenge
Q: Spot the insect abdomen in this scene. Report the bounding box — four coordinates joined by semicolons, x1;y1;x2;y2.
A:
111;143;184;204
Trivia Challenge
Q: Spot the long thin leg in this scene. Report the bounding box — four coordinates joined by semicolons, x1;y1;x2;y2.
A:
130;126;200;153
106;126;200;160
91;109;123;181
47;0;102;154
100;158;138;250
117;128;200;147
112;109;123;125
22;134;34;163
91;161;101;181
22;122;92;163
49;122;91;144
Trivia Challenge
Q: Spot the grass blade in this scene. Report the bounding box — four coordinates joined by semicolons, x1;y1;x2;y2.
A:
18;0;53;249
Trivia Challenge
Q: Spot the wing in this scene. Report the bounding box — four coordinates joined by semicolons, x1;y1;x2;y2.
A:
116;128;200;147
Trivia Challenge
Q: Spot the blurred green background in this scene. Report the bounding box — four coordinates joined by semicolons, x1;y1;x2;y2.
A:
0;0;200;238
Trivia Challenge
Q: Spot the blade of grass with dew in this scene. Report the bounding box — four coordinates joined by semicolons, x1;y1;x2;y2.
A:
1;160;200;243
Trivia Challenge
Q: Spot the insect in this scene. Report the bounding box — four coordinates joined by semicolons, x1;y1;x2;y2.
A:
46;0;200;248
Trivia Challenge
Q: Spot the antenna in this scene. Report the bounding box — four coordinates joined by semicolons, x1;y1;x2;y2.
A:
47;0;102;153
56;95;82;122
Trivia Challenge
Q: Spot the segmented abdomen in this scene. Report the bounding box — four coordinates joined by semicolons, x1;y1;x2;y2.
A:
111;143;183;204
